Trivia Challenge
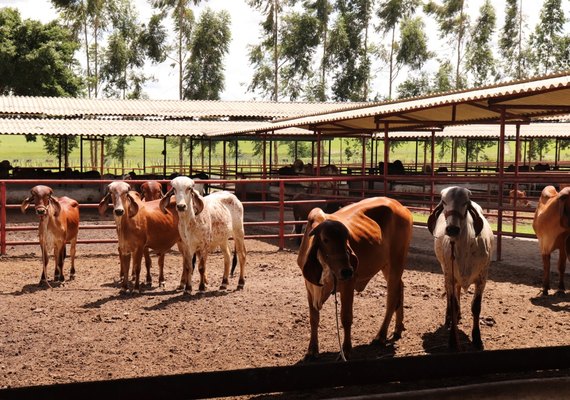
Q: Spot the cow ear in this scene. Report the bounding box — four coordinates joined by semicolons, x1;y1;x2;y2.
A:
160;188;174;214
20;196;33;214
98;190;111;216
303;239;323;287
468;203;484;236
192;190;205;215
347;242;359;271
127;193;139;218
427;202;444;235
50;196;62;217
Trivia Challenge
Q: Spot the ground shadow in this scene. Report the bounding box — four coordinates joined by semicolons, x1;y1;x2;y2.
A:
421;325;474;354
143;287;235;311
530;292;569;312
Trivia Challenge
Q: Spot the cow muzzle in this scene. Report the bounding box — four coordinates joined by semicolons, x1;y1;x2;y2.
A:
340;268;353;280
35;207;47;215
176;204;187;212
445;225;460;237
114;208;125;217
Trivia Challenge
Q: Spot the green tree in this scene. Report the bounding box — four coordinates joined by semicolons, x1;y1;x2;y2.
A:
465;0;496;87
499;0;529;80
0;8;83;96
328;0;373;101
425;0;469;89
304;0;333;101
376;0;421;99
184;8;231;100
529;0;567;75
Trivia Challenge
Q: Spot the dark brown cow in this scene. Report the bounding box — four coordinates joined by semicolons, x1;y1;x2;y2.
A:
297;197;413;360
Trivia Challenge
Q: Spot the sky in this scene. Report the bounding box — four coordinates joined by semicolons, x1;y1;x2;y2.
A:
0;0;566;101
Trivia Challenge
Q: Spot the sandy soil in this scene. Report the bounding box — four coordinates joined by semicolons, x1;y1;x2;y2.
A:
1;209;569;396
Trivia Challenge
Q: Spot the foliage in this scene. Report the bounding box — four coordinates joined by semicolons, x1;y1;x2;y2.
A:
529;0;568;75
498;0;530;80
183;8;231;100
42;136;80;165
465;0;497;86
0;8;83;96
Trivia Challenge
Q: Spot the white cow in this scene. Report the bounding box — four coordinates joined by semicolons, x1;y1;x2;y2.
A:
160;176;246;293
427;186;494;350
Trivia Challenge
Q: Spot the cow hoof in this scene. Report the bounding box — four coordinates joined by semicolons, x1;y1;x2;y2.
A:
472;340;484;351
219;284;227;290
370;337;387;347
69;274;75;281
199;284;206;292
302;353;318;363
555;290;566;297
237;279;245;289
542;289;549;296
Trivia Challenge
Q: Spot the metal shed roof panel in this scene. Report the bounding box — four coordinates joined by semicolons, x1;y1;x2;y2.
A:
0;96;368;119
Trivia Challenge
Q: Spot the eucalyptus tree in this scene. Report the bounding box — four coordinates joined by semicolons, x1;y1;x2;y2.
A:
424;0;469;89
499;0;529;80
529;0;567;76
183;8;230;100
376;0;421;99
465;0;496;87
328;0;374;101
247;0;284;101
183;8;231;165
304;0;333;101
51;0;119;98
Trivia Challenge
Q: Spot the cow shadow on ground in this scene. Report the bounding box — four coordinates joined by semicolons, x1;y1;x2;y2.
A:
421;325;474;354
4;280;64;296
294;341;397;366
143;288;235;311
530;293;569;312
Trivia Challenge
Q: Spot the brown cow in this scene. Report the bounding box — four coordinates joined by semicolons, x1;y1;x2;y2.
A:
99;181;182;292
21;185;80;286
532;186;570;295
508;189;530;208
140;180;163;201
297;197;413;360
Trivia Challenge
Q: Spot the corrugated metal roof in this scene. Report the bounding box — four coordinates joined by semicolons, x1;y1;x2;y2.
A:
208;71;570;136
0;118;313;138
384;123;570;139
0;96;368;119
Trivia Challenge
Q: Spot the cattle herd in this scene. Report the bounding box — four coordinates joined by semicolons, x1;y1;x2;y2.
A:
17;178;570;358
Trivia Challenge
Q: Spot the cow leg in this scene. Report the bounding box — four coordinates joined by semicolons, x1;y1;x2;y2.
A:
132;248;144;293
541;253;551;295
119;252;131;293
556;246;567;295
234;234;247;290
448;285;461;351
304;293;320;361
374;273;404;344
56;245;65;282
220;243;231;290
197;254;208;292
339;283;355;359
39;245;50;286
69;237;77;279
471;284;485;350
143;247;152;286
157;253;165;287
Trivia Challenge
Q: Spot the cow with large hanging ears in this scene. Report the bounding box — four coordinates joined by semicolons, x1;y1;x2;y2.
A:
297;196;413;360
427;186;494;350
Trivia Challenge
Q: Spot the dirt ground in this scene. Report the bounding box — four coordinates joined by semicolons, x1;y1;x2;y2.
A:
1;208;569;397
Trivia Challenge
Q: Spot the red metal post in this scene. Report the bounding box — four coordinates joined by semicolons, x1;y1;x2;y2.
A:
497;107;506;261
279;180;285;250
1;181;6;255
383;123;389;197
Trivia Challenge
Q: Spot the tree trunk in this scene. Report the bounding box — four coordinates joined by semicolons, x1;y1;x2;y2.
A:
389;26;395;99
273;0;279;102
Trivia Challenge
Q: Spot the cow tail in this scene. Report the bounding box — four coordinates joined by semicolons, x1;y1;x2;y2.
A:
231;248;237;277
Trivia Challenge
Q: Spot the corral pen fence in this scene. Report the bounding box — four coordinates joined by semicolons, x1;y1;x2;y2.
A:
1;171;568;259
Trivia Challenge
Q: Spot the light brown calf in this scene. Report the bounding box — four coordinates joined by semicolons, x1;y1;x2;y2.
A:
21;185;80;285
532;186;570;295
